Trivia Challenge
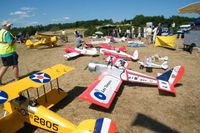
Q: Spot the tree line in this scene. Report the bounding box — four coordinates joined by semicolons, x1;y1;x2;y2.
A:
11;15;198;37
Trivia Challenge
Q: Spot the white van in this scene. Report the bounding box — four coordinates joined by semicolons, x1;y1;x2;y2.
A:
177;24;192;33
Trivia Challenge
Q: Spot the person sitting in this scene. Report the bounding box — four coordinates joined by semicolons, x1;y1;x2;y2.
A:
75;35;84;48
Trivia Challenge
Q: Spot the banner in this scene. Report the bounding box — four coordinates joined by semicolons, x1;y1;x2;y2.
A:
155;35;177;49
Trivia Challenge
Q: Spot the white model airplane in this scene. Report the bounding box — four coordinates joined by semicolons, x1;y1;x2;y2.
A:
79;59;185;108
100;48;139;61
85;38;111;47
64;47;98;59
138;57;168;72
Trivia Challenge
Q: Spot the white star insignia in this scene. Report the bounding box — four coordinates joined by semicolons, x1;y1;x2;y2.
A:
0;96;7;100
32;73;50;83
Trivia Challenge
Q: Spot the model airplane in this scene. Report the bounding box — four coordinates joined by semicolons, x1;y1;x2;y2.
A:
25;33;58;48
98;43;126;52
85;38;111;47
0;64;116;133
100;48;139;61
138;57;168;72
64;47;98;59
79;59;184;108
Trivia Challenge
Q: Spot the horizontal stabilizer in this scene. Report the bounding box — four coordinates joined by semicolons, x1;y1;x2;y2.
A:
94;118;116;133
132;50;139;60
157;66;185;93
75;118;116;133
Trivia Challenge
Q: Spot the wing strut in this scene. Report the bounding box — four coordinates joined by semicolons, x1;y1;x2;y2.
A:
42;85;47;102
56;78;60;94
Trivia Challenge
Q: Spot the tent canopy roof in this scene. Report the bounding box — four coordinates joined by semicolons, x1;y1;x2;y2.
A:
178;2;200;14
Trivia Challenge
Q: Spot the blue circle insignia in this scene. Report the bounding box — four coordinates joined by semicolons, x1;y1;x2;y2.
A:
0;90;8;104
94;92;106;100
29;72;51;83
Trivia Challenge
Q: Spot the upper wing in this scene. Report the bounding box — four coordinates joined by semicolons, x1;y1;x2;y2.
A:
0;64;74;103
64;52;80;59
79;73;122;109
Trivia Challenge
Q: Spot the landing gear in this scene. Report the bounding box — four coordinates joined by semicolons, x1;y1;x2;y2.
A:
146;67;152;72
139;65;144;69
29;97;38;107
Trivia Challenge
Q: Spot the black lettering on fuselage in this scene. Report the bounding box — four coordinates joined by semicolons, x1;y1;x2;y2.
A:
101;80;112;93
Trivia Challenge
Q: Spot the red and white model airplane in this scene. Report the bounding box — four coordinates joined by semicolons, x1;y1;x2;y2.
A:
64;47;98;59
85;38;111;47
79;59;185;108
98;43;126;52
100;48;139;61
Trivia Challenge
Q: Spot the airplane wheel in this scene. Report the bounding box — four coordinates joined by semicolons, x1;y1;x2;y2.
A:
146;67;152;72
139;65;144;69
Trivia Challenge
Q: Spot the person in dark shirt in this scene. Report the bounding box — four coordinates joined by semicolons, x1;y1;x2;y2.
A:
157;23;162;36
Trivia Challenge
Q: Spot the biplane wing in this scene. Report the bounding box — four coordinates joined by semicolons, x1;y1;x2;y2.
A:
79;73;122;109
0;64;74;103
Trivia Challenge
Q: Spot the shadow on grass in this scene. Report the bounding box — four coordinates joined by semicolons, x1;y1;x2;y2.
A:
4;70;40;85
132;113;180;133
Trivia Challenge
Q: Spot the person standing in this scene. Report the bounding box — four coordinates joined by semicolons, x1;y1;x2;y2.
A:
157;23;162;36
146;26;153;44
137;27;142;39
131;26;135;38
152;26;158;44
0;21;19;84
61;30;68;42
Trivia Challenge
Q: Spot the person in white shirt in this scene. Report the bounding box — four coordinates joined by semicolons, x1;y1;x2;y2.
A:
146;26;153;44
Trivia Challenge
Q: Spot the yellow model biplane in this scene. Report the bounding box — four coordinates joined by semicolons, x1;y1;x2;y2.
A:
0;64;116;133
25;33;58;48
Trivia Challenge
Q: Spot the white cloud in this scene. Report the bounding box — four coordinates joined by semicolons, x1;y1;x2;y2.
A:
29;21;39;25
63;17;70;20
52;19;59;22
10;11;30;18
42;13;47;15
10;7;36;19
20;7;36;12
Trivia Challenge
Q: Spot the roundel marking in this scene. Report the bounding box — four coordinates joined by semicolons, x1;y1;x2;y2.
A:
29;72;51;83
0;90;8;104
94;92;106;100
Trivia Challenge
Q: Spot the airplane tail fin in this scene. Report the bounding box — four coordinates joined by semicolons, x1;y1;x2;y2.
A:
131;50;139;61
119;45;126;52
85;41;93;47
160;56;168;61
161;61;168;70
75;118;116;133
156;66;185;94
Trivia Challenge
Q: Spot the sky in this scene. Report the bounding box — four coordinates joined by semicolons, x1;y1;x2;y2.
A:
0;0;199;27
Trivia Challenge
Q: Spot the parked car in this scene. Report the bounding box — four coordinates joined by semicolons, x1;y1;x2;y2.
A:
161;27;169;36
177;24;191;38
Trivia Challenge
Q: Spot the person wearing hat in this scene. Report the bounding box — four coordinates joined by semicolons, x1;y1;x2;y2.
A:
0;20;19;84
